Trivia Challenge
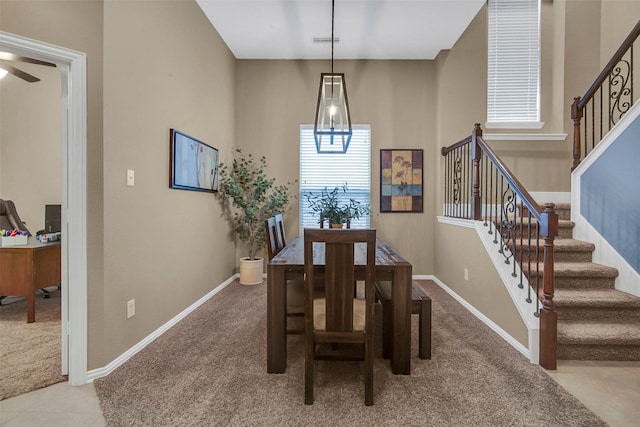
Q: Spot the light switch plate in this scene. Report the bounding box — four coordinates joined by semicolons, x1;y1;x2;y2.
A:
126;169;134;187
127;299;135;318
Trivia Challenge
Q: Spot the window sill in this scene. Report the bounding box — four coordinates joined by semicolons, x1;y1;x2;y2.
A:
485;121;545;129
482;133;568;141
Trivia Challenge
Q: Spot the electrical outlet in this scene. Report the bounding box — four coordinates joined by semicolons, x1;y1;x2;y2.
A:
464;268;469;281
127;299;135;318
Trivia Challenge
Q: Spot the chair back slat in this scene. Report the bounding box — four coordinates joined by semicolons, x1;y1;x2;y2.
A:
324;242;356;332
265;215;285;260
274;213;286;249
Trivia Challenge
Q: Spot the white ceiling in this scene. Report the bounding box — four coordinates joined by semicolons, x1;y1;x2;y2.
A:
196;0;485;60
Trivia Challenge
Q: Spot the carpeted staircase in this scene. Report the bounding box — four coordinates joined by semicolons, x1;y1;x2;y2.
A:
526;203;640;361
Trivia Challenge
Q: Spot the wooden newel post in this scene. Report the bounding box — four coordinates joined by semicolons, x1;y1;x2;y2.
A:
539;202;558;369
471;123;482;221
571;97;583;171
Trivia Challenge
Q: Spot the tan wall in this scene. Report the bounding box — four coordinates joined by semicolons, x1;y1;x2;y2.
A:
0;64;62;231
434;1;615;195
600;0;640;66
435;4;571;197
101;0;236;366
434;222;529;347
434;5;488;211
236;59;437;274
2;0;236;369
0;0;106;368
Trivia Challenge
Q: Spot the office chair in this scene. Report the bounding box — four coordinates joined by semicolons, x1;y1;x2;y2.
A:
0;199;31;236
0;199;60;302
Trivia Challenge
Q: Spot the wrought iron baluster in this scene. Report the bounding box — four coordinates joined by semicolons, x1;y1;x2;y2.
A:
533;227;541;317
499;185;515;266
610;55;632;126
467;144;472;219
489;166;494;235
483;155;488;226
453;149;461;217
598;87;602;145
526;211;533;304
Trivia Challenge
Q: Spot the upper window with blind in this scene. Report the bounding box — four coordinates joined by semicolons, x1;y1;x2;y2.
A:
299;124;371;234
487;0;542;129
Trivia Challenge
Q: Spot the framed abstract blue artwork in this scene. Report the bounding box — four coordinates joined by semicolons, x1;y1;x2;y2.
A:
169;129;219;193
380;149;423;212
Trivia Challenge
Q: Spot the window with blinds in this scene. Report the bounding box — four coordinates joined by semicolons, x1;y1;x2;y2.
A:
299;124;371;233
487;0;541;128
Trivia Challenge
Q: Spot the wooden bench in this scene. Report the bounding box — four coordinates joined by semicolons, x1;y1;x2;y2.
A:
375;280;431;360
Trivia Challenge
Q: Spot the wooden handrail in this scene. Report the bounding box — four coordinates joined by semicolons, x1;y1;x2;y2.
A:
572;19;640;169
441;135;472;156
474;133;542;219
441;124;558;369
577;19;640;110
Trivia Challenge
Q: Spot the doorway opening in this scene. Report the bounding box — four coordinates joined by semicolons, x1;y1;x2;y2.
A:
0;31;88;385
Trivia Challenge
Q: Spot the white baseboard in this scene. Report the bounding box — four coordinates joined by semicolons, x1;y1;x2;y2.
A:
87;272;536;383
86;274;238;383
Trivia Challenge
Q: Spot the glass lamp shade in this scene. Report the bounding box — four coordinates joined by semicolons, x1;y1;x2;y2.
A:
313;73;352;153
0;68;7;79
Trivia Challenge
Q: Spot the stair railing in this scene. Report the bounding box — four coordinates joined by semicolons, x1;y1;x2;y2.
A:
442;124;559;369
572;20;640;170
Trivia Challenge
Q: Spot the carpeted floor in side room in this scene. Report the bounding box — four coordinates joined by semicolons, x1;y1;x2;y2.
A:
0;287;65;400
94;280;607;426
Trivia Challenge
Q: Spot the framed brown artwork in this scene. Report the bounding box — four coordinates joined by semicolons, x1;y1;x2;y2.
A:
380;149;423;212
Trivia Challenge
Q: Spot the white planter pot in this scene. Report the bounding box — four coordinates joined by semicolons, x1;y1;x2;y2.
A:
239;257;264;285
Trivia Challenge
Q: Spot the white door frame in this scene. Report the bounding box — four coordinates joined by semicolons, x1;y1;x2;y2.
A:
0;32;88;385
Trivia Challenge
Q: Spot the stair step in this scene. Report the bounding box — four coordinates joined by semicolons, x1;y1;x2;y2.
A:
529;262;618;289
558;321;640;345
509;239;594;263
490;218;574;239
554;288;640;321
554;239;595;262
557;220;575;239
557;321;640;361
519;202;572;221
552;202;572;221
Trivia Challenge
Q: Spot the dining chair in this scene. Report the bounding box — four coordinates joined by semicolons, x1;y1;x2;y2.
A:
265;214;305;334
265;215;285;260
274;213;286;249
303;228;377;406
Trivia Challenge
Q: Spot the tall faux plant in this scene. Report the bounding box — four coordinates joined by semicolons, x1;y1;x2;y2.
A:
217;149;295;260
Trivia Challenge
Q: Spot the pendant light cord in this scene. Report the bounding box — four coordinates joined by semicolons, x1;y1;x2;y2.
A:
331;0;335;75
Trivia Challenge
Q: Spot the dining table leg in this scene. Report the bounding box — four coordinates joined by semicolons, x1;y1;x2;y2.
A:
391;264;412;374
267;264;286;373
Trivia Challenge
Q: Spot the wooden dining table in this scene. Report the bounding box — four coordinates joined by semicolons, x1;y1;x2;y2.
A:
267;235;413;375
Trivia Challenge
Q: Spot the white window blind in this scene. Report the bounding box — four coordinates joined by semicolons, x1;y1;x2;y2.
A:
299;124;371;234
487;0;541;127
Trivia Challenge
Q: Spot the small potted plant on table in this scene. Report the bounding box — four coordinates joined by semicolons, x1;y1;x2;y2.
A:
217;149;295;285
306;184;370;229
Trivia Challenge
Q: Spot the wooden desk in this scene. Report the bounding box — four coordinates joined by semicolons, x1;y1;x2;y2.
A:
267;236;412;374
0;237;61;323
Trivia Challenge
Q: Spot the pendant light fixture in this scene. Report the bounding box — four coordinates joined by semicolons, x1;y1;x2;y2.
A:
313;0;352;154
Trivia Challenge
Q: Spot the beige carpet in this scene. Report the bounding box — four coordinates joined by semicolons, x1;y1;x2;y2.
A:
0;287;64;400
94;280;606;426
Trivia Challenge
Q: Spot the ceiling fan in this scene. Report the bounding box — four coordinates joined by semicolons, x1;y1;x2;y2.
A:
0;52;56;83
